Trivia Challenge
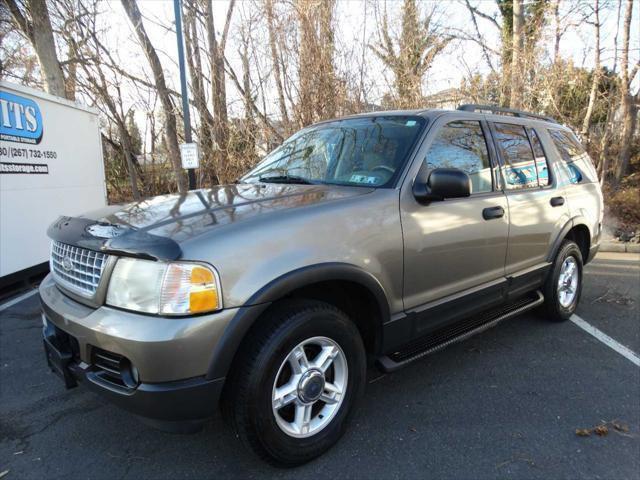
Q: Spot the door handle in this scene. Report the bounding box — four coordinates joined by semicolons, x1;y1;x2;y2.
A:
550;196;565;207
482;206;505;220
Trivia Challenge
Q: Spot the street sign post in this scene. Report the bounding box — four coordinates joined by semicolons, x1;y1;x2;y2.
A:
180;142;199;169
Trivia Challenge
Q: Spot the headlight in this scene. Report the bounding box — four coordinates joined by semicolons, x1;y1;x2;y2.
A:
106;258;222;315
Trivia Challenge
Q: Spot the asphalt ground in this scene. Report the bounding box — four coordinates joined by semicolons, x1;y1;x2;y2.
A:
1;252;638;479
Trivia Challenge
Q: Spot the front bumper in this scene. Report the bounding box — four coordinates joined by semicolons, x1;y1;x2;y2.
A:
43;327;224;422
39;274;240;422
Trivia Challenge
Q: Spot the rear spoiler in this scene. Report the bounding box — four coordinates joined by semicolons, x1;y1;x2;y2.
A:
47;216;182;261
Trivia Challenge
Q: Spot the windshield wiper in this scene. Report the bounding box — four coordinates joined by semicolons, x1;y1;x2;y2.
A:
258;175;316;185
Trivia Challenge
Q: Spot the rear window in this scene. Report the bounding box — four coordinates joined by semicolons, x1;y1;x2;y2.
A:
548;129;596;183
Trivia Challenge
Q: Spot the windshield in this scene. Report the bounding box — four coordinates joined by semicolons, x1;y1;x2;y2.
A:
241;116;427;187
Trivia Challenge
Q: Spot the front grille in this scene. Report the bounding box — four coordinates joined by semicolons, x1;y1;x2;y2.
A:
50;241;109;298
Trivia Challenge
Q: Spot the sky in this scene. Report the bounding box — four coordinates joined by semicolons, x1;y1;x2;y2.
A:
69;0;639;131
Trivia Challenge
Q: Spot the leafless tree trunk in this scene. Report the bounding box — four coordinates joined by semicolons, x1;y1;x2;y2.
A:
5;0;68;98
510;0;524;109
239;29;257;159
614;0;638;183
553;0;561;63
121;0;187;193
295;0;339;124
205;0;235;159
581;0;601;139
612;0;622;74
265;0;290;130
183;0;215;185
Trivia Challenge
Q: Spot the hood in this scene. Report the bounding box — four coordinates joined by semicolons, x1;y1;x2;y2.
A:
47;184;372;260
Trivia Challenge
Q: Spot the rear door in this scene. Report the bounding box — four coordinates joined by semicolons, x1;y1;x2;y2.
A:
489;120;571;295
546;128;603;255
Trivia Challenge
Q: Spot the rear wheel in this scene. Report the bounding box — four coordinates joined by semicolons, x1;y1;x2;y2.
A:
541;240;583;322
224;300;366;467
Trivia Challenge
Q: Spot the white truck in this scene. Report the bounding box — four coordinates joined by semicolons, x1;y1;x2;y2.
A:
0;81;107;287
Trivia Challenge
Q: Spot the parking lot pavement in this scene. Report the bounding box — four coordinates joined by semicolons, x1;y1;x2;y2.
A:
1;253;638;480
577;252;640;353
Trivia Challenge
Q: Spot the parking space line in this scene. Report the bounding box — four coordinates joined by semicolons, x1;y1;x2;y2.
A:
571;314;640;367
0;289;38;313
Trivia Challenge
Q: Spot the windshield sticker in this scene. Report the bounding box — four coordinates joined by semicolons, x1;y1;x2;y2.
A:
405;120;417;127
350;174;379;185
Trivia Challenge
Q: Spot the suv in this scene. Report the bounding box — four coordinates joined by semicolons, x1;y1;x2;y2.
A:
41;105;602;466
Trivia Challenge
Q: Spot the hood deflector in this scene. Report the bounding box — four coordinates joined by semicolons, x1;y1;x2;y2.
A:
47;216;182;261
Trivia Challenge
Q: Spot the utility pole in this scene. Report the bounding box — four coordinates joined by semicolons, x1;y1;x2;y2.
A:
174;0;197;190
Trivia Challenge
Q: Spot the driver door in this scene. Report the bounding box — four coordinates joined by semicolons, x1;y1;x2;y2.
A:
400;115;509;337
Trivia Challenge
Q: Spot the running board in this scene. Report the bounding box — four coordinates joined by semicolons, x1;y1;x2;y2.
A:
378;290;544;373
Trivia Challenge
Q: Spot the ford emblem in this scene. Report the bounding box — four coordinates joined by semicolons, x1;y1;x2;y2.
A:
62;256;74;272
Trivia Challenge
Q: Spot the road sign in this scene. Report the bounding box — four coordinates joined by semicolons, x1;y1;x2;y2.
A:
180;142;199;169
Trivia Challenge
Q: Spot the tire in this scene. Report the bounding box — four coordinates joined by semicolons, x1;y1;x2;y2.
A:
223;299;366;467
541;240;583;322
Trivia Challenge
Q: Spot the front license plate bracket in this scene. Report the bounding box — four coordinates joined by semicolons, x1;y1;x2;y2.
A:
43;338;78;389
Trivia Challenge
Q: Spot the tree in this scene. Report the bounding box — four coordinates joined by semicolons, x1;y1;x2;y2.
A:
581;0;602;139
510;0;524;109
4;0;68;98
205;0;236;162
371;0;449;109
265;0;290;131
182;0;215;185
464;0;549;108
296;0;337;125
121;0;187;193
614;0;639;182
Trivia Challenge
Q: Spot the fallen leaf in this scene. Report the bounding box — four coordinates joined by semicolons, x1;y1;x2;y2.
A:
613;422;629;433
0;470;9;479
594;425;609;436
409;427;417;433
575;429;591;437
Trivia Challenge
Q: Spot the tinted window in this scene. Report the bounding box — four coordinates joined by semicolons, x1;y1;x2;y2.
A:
493;123;538;189
548;129;592;184
425;120;492;194
528;128;550;186
241;116;426;187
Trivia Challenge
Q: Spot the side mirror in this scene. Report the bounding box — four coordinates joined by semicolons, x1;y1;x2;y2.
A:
413;168;471;203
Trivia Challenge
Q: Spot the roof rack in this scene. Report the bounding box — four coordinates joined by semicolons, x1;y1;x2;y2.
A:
457;104;558;124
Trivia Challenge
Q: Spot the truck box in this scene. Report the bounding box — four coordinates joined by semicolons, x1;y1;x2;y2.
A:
0;81;107;287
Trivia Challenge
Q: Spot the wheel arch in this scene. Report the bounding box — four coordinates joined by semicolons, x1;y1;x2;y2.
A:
547;217;592;265
206;263;391;380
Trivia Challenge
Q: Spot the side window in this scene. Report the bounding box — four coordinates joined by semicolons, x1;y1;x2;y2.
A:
425;120;492;194
493;123;538;189
548;129;591;184
528;128;550;187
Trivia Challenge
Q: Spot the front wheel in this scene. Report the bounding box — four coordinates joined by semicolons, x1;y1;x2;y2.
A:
541;240;583;321
223;300;366;466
